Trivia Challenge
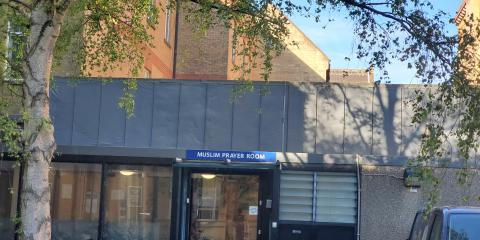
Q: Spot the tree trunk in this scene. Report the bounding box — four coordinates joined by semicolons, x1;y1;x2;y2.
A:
20;2;66;239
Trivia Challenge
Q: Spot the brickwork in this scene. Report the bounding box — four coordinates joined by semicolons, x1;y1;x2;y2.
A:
175;4;229;80
328;68;374;85
53;0;175;79
227;19;330;82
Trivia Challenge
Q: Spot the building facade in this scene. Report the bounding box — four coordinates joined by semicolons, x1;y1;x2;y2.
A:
2;78;479;240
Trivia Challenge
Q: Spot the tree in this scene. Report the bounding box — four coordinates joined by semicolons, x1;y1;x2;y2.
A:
0;0;476;239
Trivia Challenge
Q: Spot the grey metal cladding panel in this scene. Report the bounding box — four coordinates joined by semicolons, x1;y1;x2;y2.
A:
151;83;180;149
259;85;286;152
401;87;424;157
178;84;207;149
286;83;317;153
98;81;126;146
372;86;402;156
125;81;154;148
316;84;345;154
50;79;74;145
72;81;101;146
231;90;261;151
344;86;373;154
204;85;233;150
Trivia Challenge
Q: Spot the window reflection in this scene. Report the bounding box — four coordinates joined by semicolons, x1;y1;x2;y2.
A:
0;161;19;240
104;165;172;240
50;163;102;240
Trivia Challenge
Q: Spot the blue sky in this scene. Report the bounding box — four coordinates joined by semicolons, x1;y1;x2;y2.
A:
290;1;461;84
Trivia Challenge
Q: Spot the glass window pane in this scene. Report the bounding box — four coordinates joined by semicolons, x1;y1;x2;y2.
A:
315;172;357;224
429;215;442;240
0;161;19;240
279;171;313;221
104;165;172;240
50;162;102;240
448;213;480;240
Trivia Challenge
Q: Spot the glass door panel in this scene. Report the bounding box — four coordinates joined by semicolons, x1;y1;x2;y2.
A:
190;174;259;240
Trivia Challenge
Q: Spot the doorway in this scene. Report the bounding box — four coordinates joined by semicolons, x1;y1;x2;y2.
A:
189;174;259;240
172;166;274;240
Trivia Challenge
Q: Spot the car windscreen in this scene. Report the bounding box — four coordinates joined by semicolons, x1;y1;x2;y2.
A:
448;213;480;240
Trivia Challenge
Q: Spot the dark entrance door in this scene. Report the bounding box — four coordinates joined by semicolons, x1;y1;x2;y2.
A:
189;174;259;240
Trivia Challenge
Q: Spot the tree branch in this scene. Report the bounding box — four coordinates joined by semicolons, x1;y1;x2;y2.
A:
340;0;452;66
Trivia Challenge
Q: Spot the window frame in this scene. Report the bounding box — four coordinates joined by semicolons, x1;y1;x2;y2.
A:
3;20;25;84
164;8;171;45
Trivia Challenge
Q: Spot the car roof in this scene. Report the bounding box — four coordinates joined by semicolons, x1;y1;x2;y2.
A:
434;206;480;215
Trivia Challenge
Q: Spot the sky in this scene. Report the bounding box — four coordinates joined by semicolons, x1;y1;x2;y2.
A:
290;1;462;84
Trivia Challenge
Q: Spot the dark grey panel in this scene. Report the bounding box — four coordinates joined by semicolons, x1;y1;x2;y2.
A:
204;85;233;150
177;84;207;149
72;81;101;146
316;84;345;154
231;90;261;150
401;87;424;157
98;81;126;146
259;85;286;152
151;83;180;149
286;83;317;153
125;81;154;147
50;79;75;145
372;86;402;157
344;86;373;154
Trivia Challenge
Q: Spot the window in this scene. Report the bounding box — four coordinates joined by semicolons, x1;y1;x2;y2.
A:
103;165;172;240
429;215;443;240
448;213;480;240
231;46;236;64
164;9;171;44
0;161;20;240
4;21;25;82
279;171;357;224
50;163;102;240
409;212;427;240
147;0;156;26
144;68;151;78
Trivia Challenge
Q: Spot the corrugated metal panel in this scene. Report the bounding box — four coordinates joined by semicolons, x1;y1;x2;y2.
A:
125;81;154;147
231;90;261;150
315;172;357;224
259;85;286;152
98;81;126;146
177;84;207;149
316;84;345;154
344;86;373;154
279;171;314;221
151;83;180;149
51;79;75;145
286;83;317;153
204;85;233;149
401;87;424;157
372;86;402;156
72;81;101;146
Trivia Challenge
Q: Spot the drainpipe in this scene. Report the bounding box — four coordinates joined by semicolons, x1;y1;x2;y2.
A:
356;154;362;240
172;0;180;80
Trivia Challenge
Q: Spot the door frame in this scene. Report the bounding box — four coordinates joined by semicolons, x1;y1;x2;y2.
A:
170;162;276;240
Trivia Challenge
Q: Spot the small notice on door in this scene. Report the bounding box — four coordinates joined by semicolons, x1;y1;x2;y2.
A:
249;206;258;216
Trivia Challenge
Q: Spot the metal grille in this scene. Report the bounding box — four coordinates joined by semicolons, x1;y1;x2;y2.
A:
315;172;357;224
280;171;357;224
279;171;314;221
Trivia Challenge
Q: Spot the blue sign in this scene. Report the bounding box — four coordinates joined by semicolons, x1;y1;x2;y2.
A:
185;150;276;163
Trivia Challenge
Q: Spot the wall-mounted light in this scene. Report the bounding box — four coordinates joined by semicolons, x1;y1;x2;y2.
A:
201;174;216;180
120;170;136;176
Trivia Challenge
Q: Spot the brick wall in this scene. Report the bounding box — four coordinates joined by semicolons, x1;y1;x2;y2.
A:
175;4;229;80
227;18;330;82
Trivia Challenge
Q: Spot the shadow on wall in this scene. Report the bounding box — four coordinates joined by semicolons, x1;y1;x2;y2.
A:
51;78;471;166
